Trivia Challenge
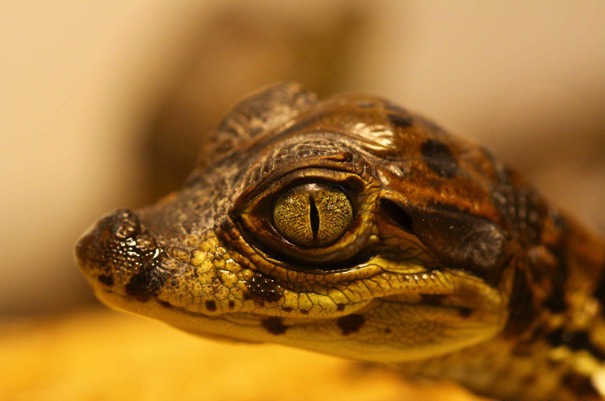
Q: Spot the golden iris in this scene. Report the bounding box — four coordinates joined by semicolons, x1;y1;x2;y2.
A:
272;183;353;247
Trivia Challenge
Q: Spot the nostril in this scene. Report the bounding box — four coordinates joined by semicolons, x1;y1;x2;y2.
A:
110;208;141;239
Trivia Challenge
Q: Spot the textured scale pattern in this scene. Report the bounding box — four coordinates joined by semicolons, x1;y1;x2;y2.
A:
76;83;605;400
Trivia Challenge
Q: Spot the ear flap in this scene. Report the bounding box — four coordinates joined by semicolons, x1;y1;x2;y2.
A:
198;82;318;167
380;197;510;284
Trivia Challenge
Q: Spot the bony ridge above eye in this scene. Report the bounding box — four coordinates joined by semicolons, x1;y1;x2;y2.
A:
272;183;353;248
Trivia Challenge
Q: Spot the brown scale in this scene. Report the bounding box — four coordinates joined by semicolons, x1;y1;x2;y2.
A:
76;82;605;401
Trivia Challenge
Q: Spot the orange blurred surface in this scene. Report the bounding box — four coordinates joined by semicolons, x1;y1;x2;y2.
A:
0;310;484;401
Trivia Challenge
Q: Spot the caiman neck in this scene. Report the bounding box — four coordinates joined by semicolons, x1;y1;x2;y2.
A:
403;213;605;401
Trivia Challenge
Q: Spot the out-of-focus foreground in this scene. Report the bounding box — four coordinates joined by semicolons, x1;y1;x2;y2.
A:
1;1;604;400
0;310;481;401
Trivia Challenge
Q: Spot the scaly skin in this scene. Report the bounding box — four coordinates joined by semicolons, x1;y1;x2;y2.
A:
75;82;605;400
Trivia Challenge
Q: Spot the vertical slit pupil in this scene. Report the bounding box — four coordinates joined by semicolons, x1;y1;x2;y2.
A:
309;195;320;240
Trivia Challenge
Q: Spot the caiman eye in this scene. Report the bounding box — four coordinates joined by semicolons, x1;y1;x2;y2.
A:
273;183;353;248
233;168;377;268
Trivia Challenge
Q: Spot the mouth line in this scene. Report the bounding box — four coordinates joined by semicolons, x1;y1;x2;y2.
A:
98;284;476;323
97;287;228;318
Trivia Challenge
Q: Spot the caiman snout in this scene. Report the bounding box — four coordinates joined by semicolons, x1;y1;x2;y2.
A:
75;208;168;301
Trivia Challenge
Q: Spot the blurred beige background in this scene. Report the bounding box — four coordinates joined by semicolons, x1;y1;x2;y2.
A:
1;1;604;400
2;0;604;315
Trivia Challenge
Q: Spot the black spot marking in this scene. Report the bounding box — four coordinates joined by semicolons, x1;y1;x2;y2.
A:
546;328;605;360
261;317;288;335
593;264;605;316
336;304;345;312
205;300;217;312
300;309;310;315
281;306;293;312
504;270;537;336
421;139;457;178
218;218;232;232
521;374;538;385
542;261;568;314
387;114;413;128
420;294;472;318
158;300;172;309
337;314;365;335
420;293;446;307
98;274;114;286
541;216;569;314
228;300;235;309
125;264;169;302
458;307;473;318
510;346;531;357
561;372;601;399
245;274;283;304
384;327;392;334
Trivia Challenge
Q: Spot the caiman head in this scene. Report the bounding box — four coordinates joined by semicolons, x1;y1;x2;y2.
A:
76;82;526;363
